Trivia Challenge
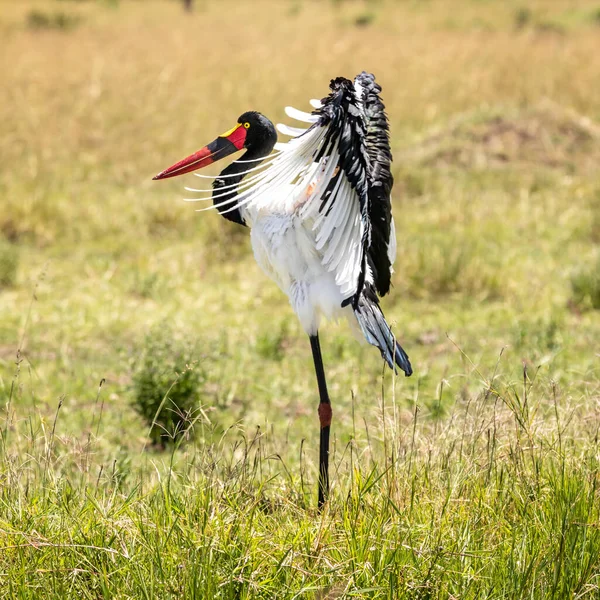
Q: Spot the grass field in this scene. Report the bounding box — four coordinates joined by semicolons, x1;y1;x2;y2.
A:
1;0;600;597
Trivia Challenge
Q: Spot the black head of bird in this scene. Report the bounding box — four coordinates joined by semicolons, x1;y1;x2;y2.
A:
153;111;277;181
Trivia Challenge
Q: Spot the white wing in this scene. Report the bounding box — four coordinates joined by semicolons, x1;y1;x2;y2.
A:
188;79;371;303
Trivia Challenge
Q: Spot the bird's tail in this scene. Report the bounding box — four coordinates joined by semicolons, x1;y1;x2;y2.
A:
353;288;412;376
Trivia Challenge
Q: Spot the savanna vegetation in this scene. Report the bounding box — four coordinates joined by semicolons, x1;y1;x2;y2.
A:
1;0;600;597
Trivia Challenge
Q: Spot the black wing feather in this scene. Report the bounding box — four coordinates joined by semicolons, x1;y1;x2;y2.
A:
313;76;371;308
311;74;409;375
355;71;394;297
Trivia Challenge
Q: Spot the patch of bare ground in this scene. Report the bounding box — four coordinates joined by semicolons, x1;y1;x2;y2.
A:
399;100;600;172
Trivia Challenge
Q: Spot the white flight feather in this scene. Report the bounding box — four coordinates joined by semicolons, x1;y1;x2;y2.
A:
246;130;325;209
302;145;339;218
206;131;323;215
388;216;397;267
234;151;282;163
324;180;355;259
185;154;289;198
184;157;286;195
191;154;278;179
323;209;353;264
330;181;363;296
304;165;362;298
276;123;308;137
284;106;319;123
189;129;322;209
317;175;350;245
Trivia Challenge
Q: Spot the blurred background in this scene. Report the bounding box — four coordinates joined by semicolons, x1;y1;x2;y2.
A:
0;0;599;456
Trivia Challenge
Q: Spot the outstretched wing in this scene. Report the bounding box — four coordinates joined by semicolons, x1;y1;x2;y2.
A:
291;76;372;306
195;75;394;306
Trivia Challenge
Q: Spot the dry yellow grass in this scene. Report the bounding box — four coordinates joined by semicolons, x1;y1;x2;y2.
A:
2;0;600;243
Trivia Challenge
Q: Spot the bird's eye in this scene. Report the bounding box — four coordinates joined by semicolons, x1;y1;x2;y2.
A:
244;122;250;129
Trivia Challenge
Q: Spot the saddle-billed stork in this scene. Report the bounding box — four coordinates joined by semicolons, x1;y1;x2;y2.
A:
153;72;412;507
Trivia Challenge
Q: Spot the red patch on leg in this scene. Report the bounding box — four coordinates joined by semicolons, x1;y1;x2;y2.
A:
318;403;332;428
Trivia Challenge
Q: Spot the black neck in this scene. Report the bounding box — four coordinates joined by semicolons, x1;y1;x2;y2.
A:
212;147;268;227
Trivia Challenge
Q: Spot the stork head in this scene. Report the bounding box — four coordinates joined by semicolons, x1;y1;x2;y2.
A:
153;111;277;180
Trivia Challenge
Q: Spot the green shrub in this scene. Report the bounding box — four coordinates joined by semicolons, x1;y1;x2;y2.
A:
27;10;82;31
0;239;18;289
513;315;563;353
355;11;376;28
129;271;165;300
570;255;600;311
402;235;502;301
132;324;205;446
255;320;290;362
514;7;532;30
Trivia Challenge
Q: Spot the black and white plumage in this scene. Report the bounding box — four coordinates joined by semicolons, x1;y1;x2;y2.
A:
154;72;412;506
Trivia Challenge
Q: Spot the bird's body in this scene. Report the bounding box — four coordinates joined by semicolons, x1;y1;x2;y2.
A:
250;210;349;335
154;72;412;506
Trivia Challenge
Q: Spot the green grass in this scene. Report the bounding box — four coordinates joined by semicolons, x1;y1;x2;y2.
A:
2;370;600;597
1;0;600;596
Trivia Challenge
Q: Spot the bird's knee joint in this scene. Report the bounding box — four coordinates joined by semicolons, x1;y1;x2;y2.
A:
318;403;332;428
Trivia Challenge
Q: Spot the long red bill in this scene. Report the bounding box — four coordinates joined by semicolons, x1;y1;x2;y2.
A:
153;123;247;181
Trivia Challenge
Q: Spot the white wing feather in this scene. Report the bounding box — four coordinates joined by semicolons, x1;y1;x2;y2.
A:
185;102;367;300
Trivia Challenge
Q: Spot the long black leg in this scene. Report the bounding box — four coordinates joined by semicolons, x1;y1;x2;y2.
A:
310;333;332;509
